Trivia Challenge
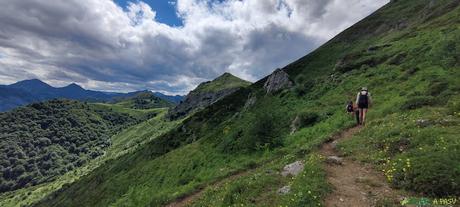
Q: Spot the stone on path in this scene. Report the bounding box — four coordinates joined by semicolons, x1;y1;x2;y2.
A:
326;156;343;165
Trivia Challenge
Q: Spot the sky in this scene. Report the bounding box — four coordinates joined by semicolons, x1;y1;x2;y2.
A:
0;0;389;95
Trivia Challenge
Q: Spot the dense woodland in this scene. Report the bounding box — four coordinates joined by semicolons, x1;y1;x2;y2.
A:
0;99;153;192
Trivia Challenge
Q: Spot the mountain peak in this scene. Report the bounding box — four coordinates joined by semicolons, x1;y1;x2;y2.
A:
10;79;52;90
64;83;84;89
193;72;251;94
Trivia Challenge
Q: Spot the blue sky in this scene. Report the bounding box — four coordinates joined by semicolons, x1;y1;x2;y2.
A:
0;0;389;94
115;0;183;26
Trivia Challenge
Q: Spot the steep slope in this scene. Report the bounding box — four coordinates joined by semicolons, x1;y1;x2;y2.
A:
32;0;459;206
167;72;251;119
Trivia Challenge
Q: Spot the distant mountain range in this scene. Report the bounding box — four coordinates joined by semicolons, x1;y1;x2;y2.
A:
0;79;184;112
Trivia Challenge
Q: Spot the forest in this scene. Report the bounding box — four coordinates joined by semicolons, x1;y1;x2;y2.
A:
0;99;156;192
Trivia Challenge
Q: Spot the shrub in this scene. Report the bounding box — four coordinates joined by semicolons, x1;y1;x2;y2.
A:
427;80;449;96
242;112;283;152
294;80;315;96
298;111;320;128
400;96;436;110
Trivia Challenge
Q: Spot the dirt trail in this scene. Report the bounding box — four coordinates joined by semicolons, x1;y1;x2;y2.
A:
320;126;403;207
167;126;405;207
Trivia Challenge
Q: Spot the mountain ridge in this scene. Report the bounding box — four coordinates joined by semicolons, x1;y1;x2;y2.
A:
167;72;252;119
0;79;183;112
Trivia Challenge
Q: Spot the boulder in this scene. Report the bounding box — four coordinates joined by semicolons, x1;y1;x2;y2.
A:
281;161;304;177
263;69;293;94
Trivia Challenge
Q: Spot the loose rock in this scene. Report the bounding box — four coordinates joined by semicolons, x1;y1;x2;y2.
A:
277;185;291;195
326;156;343;165
281;161;305;177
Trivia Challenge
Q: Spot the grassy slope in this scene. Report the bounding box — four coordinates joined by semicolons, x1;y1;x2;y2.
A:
191;73;252;94
0;106;180;207
114;92;174;109
34;0;459;206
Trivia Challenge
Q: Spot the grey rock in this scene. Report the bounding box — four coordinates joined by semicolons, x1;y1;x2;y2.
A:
263;69;293;94
281;161;304;177
277;185;291;195
243;93;257;110
326;156;343;165
290;116;301;134
331;140;339;150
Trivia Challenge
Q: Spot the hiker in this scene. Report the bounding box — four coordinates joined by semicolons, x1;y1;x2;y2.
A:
356;87;372;125
346;101;360;125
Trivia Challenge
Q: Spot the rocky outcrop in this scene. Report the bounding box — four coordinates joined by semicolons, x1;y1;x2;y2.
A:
263;69;293;94
243;93;257;110
167;88;239;120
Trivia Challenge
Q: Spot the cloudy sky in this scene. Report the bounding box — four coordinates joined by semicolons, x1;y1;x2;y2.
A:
0;0;388;95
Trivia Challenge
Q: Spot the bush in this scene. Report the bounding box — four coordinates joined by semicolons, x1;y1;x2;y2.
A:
427;80;449;96
400;96;436;110
294;74;315;96
239;112;283;152
298;111;320;128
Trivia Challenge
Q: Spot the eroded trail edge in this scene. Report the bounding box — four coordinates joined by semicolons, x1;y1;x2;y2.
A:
319;126;404;207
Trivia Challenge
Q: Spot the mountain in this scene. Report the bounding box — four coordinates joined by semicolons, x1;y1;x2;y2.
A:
152;92;184;104
0;80;174;112
4;0;460;206
167;72;252;119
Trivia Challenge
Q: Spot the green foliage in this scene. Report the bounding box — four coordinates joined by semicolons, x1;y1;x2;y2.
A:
293;79;315;96
0;99;153;193
401;96;437;110
297;111;320;128
244;111;283;151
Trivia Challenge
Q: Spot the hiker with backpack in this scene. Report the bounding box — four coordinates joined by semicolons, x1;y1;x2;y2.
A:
356;87;372;125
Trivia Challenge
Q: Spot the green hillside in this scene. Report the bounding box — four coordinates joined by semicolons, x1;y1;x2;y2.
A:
30;0;460;206
191;72;251;94
0;99;158;193
114;92;174;109
0;103;180;207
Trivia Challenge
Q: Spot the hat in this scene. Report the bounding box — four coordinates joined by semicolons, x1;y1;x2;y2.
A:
361;87;368;91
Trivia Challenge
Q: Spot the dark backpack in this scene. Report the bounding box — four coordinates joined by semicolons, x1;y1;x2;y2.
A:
346;104;354;112
358;92;368;105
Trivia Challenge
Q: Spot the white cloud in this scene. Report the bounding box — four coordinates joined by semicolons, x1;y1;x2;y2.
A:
0;0;389;94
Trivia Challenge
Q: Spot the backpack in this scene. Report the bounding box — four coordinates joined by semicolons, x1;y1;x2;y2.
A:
358;91;369;105
346;104;354;112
